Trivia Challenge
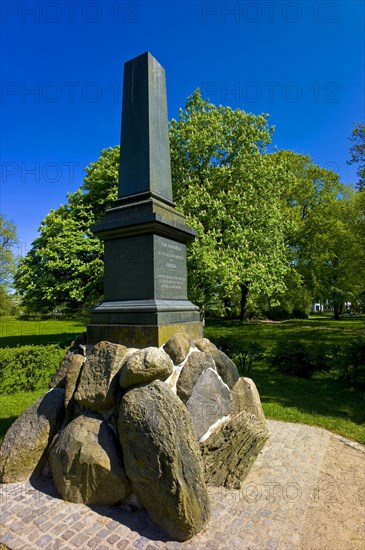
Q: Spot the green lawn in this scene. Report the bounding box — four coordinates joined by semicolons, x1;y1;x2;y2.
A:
0;389;46;440
0;316;87;348
205;316;365;444
0;315;364;445
0;317;88;443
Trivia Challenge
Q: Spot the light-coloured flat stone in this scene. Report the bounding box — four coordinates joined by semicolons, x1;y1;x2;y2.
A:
186;368;232;440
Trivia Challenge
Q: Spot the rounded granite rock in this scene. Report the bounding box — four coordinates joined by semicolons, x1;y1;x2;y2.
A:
118;380;210;541
163;332;192;365
49;352;84;390
0;388;65;483
176;351;216;404
74;341;128;412
119;347;173;389
194;337;240;389
50;413;131;506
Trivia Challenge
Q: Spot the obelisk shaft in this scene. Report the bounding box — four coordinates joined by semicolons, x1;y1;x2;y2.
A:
118;51;173;202
88;51;202;348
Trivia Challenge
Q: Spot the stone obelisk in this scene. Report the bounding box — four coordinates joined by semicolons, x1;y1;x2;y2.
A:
87;52;202;348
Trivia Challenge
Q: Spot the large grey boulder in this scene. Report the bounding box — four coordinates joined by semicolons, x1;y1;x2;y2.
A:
186;368;232;440
118;380;210;541
49;352;84;390
0;388;65;483
200;377;269;489
194;338;239;389
231;377;266;421
64;357;85;408
48;352;85;426
176;351;216;404
119;347;173;389
50;413;130;505
163;332;191;365
200;410;269;489
74;341;127;412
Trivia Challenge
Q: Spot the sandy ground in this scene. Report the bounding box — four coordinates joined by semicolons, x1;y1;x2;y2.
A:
300;437;365;550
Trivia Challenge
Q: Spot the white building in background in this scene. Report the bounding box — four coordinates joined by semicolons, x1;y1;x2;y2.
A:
311;300;352;313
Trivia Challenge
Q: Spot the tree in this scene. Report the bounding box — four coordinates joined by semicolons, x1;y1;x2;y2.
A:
17;92;360;320
0;214;18;287
264;150;343;316
347;122;365;191
0;286;18;316
170;90;289;319
310;191;365;318
14;147;119;314
0;214;19;315
264;150;365;318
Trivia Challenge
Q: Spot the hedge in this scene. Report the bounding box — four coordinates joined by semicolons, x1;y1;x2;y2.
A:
0;345;67;394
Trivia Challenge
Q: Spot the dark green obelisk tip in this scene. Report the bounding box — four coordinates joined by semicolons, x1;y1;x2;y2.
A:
118;51;173;202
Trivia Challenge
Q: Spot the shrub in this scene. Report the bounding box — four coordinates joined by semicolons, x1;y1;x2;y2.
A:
213;336;265;375
292;308;309;319
335;339;365;388
265;306;292;321
269;340;332;379
0;345;67;394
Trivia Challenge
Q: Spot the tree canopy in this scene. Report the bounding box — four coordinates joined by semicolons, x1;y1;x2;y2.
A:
14;92;365;318
14;147;119;314
348;122;365;191
170;90;289;318
0;214;19;315
0;214;18;288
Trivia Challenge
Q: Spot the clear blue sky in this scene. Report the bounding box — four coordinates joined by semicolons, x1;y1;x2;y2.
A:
1;0;364;257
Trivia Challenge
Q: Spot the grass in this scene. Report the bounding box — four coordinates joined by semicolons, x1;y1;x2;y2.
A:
0;315;364;444
0;316;88;348
0;317;88;443
0;389;46;440
205;316;365;444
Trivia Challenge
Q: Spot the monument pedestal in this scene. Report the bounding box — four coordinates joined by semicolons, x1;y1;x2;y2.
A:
87;321;202;348
87;52;203;348
87;193;202;347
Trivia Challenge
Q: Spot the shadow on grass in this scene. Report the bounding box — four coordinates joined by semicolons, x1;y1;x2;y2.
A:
0;333;80;348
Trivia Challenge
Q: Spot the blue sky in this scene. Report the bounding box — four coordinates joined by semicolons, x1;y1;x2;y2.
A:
1;0;364;257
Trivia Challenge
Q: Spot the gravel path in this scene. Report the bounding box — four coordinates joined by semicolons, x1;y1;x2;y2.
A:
1;420;364;550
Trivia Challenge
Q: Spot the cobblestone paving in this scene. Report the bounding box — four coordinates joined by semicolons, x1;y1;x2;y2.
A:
0;420;363;550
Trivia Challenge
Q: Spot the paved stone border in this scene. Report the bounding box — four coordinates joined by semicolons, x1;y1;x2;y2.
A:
1;420;364;550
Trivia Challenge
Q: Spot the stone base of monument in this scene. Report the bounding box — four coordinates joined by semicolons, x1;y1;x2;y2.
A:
0;333;269;541
87;320;203;348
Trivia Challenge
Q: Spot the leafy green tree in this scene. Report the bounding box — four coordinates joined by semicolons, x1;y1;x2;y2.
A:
311;191;365;318
170;90;289;319
0;214;18;287
15;147;119;314
269;151;364;318
264;150;343;316
16;93;361;322
347;122;365;191
0;286;18;316
0;215;19;315
284;183;365;319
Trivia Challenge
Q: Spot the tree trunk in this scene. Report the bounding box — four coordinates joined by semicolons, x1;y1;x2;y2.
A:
240;283;250;321
224;298;231;319
199;305;206;326
333;301;342;320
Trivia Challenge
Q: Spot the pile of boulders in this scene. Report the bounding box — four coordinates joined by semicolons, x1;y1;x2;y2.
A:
0;333;268;541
